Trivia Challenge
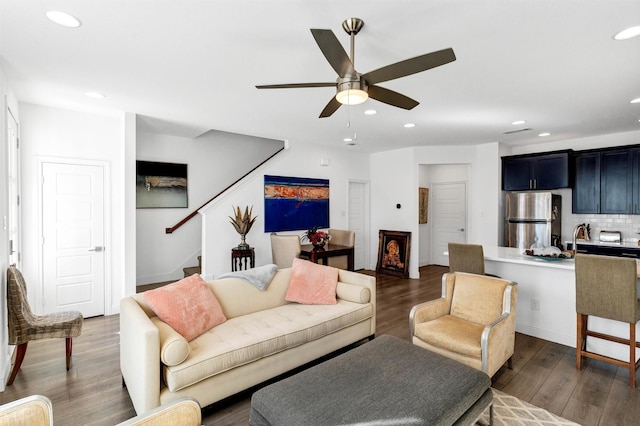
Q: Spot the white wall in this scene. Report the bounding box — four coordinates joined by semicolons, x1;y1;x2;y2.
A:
18;103;127;315
135;129;283;284
199;140;370;279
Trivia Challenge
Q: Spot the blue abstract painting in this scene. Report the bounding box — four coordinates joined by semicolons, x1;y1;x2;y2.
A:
264;175;330;232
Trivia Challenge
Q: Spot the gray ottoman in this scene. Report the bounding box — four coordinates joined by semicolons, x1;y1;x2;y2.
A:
250;335;492;426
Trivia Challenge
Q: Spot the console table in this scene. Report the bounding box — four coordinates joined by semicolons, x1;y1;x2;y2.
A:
231;247;255;271
300;243;354;271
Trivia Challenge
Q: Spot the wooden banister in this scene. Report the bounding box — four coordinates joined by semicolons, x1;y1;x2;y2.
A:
165;146;285;234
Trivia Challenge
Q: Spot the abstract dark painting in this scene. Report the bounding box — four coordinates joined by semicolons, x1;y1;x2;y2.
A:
136;161;188;208
264;175;329;232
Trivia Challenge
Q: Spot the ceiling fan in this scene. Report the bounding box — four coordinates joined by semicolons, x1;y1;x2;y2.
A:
256;18;456;118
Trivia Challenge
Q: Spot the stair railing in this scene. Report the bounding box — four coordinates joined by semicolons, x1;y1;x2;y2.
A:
165;146;285;234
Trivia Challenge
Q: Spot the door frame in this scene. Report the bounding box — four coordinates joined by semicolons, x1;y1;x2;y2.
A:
7;107;20;267
37;156;112;315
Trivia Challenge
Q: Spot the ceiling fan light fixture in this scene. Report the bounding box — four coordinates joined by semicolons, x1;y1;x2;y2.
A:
336;89;368;105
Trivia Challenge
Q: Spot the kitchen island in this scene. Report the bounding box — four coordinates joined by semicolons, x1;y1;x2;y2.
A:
482;246;639;363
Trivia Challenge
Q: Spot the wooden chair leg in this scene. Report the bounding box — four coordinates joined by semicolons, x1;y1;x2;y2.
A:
66;337;73;371
576;313;584;370
7;342;28;385
629;323;636;388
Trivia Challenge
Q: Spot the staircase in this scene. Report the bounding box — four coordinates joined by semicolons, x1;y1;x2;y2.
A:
183;256;202;277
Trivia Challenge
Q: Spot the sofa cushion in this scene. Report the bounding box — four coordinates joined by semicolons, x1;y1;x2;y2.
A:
144;274;227;341
285;258;338;305
163;300;373;392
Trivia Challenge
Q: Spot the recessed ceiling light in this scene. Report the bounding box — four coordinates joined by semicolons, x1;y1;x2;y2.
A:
364;109;378;115
46;11;81;28
404;123;416;128
343;138;353;142
538;132;551;137
631;97;640;104
85;91;105;99
511;120;526;125
614;26;640;40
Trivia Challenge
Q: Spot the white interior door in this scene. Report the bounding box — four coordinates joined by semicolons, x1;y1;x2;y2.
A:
42;162;105;317
7;109;20;266
431;182;467;266
348;181;367;270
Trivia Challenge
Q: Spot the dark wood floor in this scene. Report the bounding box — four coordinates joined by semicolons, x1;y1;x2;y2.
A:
2;265;639;425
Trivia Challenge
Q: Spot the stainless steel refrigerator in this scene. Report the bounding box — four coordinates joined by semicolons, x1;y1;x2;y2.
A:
505;192;561;249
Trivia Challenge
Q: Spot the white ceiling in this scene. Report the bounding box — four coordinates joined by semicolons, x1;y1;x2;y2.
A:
1;0;639;153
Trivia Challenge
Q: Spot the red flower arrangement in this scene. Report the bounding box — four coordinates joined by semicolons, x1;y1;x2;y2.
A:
301;226;331;247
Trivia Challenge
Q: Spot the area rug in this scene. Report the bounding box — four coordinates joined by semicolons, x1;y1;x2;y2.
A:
478;389;580;426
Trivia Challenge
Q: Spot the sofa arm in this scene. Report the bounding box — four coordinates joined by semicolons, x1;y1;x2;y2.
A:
337;269;376;336
120;297;161;415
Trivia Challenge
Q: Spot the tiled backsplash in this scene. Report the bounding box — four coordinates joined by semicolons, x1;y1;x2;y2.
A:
554;189;640;246
568;214;640;243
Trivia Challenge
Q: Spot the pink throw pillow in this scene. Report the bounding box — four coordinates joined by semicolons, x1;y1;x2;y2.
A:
144;274;226;341
285;258;339;305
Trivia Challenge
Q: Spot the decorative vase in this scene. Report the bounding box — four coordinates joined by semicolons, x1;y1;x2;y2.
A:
238;234;249;250
312;238;326;249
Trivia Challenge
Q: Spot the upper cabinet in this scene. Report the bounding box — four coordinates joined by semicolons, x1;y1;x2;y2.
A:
502;151;572;191
573;147;637;214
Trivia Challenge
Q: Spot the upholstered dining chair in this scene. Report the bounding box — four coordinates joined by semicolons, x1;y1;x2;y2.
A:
574;254;640;388
410;272;518;377
270;233;302;268
0;395;53;426
6;265;83;385
327;228;355;270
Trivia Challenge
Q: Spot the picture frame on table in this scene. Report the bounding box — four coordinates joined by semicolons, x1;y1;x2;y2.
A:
376;230;411;278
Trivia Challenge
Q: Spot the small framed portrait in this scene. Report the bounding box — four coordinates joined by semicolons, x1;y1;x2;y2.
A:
376;230;411;278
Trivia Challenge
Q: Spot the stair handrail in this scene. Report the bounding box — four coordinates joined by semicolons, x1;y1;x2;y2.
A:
165;146;285;234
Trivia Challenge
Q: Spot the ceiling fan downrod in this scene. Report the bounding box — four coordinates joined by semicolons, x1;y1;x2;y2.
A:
342;18;364;69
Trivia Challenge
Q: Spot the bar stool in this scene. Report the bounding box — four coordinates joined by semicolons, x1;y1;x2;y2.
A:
448;242;500;277
574;254;640;388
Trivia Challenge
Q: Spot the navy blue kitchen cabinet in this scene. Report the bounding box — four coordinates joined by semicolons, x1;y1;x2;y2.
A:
502;151;572;191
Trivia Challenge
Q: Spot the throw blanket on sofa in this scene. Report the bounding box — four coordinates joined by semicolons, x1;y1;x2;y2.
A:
217;264;278;291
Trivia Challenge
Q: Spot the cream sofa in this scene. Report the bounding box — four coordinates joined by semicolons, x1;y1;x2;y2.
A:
120;267;376;414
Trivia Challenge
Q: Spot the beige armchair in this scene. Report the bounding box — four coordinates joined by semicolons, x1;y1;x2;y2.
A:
327;228;355;269
410;272;517;377
116;397;201;425
270;233;301;268
0;395;53;426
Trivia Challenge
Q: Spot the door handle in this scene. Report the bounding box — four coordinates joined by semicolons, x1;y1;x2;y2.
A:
457;228;465;232
88;246;104;252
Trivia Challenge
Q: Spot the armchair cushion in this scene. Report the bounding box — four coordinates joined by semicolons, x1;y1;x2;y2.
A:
414;316;483;358
144;274;226;341
450;273;507;324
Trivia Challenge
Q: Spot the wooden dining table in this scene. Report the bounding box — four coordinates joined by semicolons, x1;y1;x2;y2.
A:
299;243;355;271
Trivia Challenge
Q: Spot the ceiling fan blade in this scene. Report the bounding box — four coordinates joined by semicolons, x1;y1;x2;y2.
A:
368;85;419;110
319;96;342;118
310;29;356;78
256;82;335;89
363;48;456;85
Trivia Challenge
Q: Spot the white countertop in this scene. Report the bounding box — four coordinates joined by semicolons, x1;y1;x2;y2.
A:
566;239;640;249
483;246;575;270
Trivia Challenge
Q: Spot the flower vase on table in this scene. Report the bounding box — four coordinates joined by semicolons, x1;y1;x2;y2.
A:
302;226;330;250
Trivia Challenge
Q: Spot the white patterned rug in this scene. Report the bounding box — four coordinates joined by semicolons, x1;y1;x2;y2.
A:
478;389;580;426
